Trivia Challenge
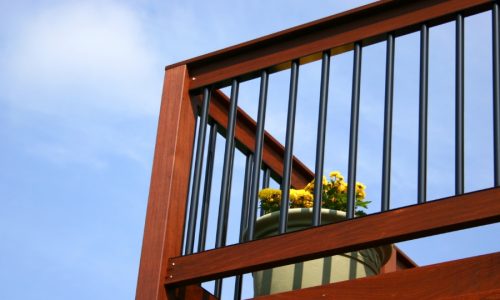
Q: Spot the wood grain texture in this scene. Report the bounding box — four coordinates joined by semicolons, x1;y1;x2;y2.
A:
253;252;500;299
165;187;500;286
136;65;197;300
169;0;491;90
198;89;313;188
171;285;217;300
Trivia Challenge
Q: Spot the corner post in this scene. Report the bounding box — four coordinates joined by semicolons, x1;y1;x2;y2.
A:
136;65;197;300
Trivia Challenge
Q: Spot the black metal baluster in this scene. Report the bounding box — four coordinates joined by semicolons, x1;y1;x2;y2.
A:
347;43;362;219
418;24;429;204
198;123;218;253
456;14;465;195
313;51;331;226
214;80;239;298
240;154;253;242
382;33;395;212
279;60;300;233
494;3;500;186
181;114;199;255
246;70;270;241
185;87;211;255
263;168;271;188
260;168;271;216
234;154;253;300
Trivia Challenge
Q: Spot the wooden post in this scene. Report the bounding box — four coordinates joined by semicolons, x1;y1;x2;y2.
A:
136;65;197;300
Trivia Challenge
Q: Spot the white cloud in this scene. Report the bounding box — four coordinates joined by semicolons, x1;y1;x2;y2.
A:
2;1;161;117
0;1;163;168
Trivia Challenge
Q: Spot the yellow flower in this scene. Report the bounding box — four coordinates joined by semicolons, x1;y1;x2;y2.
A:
357;193;366;200
355;182;366;193
304;181;314;192
338;181;348;193
258;188;281;202
304;176;328;193
258;170;369;215
329;170;344;181
290;189;313;207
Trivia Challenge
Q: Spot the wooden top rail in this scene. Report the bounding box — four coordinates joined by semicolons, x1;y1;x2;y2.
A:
193;89;313;188
169;0;492;91
165;187;500;286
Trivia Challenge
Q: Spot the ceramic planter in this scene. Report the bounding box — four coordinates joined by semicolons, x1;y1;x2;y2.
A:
252;208;392;297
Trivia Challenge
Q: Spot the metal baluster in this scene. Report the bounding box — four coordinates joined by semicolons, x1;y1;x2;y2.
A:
181;114;199;255
263;168;271;188
198;123;218;252
279;60;300;233
382;33;395;212
260;168;271;216
456;14;465;195
214;80;239;298
240;154;254;242
246;70;270;241
418;24;429;204
347;43;362;219
312;51;331;226
185;87;211;255
494;3;500;186
234;154;254;300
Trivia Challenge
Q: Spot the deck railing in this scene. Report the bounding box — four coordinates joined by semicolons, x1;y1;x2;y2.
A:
137;0;500;299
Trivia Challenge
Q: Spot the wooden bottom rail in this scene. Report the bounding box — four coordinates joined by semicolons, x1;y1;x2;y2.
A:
165;187;500;286
169;285;217;300
254;251;500;299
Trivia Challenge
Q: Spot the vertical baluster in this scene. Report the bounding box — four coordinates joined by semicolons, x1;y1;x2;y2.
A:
214;80;239;298
185;87;211;255
312;51;331;226
418;24;429;204
263;168;271;188
198;123;218;252
494;4;500;186
456;14;465;195
246;71;270;241
279;60;300;233
382;33;395;212
260;168;271;216
347;43;362;219
234;154;253;300
181;114;198;255
240;154;254;242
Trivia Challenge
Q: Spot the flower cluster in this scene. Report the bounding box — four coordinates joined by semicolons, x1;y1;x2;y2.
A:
258;170;370;216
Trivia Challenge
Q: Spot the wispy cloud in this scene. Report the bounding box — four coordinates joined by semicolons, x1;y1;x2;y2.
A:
2;1;160;116
0;1;163;168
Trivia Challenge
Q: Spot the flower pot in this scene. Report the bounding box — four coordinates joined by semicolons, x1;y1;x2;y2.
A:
252;208;392;297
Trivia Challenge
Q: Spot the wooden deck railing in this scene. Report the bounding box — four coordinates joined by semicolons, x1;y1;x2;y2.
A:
136;0;500;299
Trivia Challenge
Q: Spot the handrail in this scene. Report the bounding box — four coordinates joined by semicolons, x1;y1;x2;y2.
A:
171;0;492;91
166;188;500;286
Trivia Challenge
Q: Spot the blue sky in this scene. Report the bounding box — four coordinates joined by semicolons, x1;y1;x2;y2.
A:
0;1;499;299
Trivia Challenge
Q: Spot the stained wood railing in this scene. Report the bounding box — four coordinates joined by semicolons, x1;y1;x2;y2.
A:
137;1;500;299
